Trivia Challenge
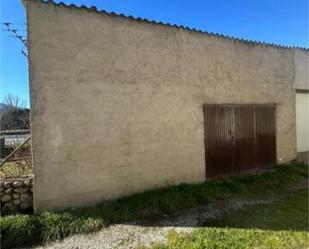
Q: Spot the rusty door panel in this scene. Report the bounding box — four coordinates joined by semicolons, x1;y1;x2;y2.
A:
255;106;276;169
204;105;234;179
234;106;256;174
204;104;276;179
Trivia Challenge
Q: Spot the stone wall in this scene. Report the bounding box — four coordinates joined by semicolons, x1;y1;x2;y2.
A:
0;177;33;215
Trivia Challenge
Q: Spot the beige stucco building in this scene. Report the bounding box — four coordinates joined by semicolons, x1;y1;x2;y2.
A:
24;0;309;211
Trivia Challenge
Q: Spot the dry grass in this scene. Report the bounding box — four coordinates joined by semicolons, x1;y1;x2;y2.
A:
0;161;33;179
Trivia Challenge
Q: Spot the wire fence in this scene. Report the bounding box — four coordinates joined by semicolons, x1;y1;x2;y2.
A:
0;129;32;179
1;21;30;178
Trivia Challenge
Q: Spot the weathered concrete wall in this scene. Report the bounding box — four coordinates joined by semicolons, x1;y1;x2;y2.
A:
294;49;309;152
294;49;309;90
27;1;300;211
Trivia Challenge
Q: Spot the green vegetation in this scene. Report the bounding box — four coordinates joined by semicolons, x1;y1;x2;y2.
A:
1;162;308;249
146;227;308;249
145;189;308;249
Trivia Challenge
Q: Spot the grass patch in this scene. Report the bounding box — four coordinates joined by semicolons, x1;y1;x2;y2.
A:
145;228;308;249
1;161;308;249
145;188;308;249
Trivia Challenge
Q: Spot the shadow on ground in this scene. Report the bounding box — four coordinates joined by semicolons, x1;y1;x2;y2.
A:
128;182;308;232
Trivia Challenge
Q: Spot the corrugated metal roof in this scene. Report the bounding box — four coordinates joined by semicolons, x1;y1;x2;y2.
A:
26;0;309;51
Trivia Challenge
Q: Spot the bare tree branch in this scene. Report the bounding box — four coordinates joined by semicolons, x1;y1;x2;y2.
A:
3;94;21;109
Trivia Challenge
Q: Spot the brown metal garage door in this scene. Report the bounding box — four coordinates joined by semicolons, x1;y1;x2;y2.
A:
204;104;276;179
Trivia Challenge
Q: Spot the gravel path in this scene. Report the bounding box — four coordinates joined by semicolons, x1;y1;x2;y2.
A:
33;225;171;249
29;181;307;249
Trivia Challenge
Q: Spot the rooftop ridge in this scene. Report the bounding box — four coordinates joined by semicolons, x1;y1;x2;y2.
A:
28;0;309;51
